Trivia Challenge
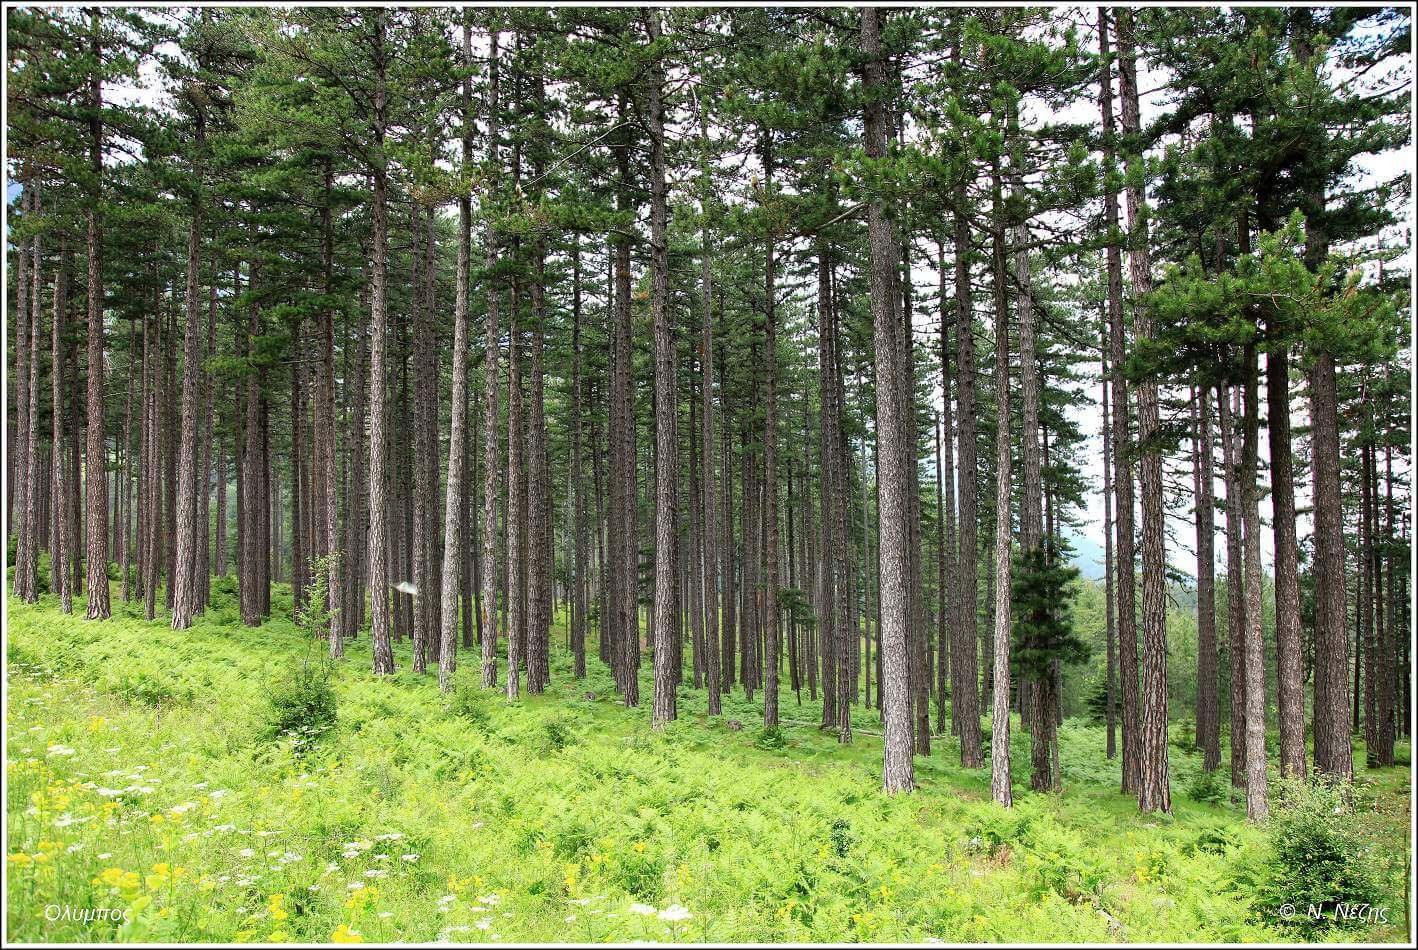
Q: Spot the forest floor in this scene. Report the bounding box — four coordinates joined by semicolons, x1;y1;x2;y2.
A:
5;584;1411;944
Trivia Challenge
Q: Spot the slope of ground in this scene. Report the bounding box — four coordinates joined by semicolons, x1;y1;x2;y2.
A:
4;587;1410;943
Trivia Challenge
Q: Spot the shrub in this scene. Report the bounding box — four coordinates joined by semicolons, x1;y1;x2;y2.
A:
211;573;239;600
1186;821;1239;856
101;664;194;707
753;725;787;750
541;717;576;753
259;653;338;747
448;685;492;727
1020;813;1110;903
1184;765;1228;805
829;818;856;858
1256;777;1383;935
961;802;1030;857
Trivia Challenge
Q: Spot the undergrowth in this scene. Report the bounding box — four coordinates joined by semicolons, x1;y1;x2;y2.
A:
4;586;1410;944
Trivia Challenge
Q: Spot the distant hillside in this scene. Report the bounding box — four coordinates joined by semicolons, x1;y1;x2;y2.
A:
1061;530;1199;614
1062;529;1108;581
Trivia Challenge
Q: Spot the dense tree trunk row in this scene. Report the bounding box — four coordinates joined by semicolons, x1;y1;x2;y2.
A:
7;6;1407;817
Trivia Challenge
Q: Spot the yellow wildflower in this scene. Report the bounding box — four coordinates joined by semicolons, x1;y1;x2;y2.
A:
331;924;364;943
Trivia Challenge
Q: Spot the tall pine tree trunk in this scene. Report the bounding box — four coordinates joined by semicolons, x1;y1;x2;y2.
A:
526;58;552;694
571;239;589;679
1194;387;1221;771
861;7;912;794
988;145;1014;808
506;296;525;700
20;185;44;604
1118;8;1170;813
648;9;678;728
698;106;721;715
172;143;205;629
411;206;436;672
1296;15;1353;784
1219;383;1248;788
479;26;503;688
1240;343;1270;819
84;13;111;620
317;164;341;648
611;92;639;707
1102;326;1117;759
51;256;72;612
951;27;982;767
759;132;779;729
439;16;476;691
1267;348;1305;777
935;240;958;739
1099;7;1137;793
366;17;395;675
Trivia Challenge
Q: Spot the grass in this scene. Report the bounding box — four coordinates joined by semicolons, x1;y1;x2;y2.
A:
5;582;1411;943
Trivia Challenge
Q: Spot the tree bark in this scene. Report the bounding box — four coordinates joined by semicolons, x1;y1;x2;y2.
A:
172;141;205;629
862;7;913;794
316;164;340;646
1102;324;1117;759
479;26;503;689
19;185;44;604
1099;7;1137;792
1375;436;1397;764
439;15;476;692
51;255;72;612
1010;103;1052;791
526;57;552;694
410;202;436;672
1194;387;1221;771
698;104;721;715
366;16;395;674
611;92;639;707
951;29;983;768
648;10;678;728
83;13;111;619
1241;343;1270;819
1219;383;1248;788
1267;348;1305;777
506;287;526;700
1117;8;1170;813
758;133;781;727
988;145;1014;808
240;266;267;627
